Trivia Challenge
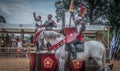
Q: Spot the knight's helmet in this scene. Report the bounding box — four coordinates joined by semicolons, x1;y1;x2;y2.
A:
48;14;52;19
45;14;57;28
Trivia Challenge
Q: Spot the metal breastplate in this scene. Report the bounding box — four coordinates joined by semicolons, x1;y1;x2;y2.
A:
45;20;53;27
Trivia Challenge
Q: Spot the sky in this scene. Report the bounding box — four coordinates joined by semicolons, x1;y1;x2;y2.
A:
0;0;60;24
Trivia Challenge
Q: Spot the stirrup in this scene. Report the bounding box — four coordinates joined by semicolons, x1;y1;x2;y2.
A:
69;55;76;60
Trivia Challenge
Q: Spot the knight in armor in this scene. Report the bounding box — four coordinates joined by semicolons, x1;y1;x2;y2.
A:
43;14;57;30
42;14;57;50
34;14;57;51
69;16;86;60
33;15;43;51
37;30;46;50
35;16;42;32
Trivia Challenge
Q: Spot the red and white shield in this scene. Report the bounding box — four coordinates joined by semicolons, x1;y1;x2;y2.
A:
64;27;79;43
43;57;54;68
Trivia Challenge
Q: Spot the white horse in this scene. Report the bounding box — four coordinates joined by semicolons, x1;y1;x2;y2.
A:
38;30;106;71
55;40;106;71
38;30;65;50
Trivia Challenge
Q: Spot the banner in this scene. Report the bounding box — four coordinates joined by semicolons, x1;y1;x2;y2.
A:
70;61;84;71
41;54;57;71
69;0;74;13
29;53;36;71
29;53;57;71
79;4;87;18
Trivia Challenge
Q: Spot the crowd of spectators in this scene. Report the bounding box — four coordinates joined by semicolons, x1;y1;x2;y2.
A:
0;33;33;48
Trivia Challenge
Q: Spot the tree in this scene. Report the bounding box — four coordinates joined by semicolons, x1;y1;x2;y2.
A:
55;0;81;23
55;0;110;25
0;15;6;23
107;2;120;27
107;1;120;59
84;0;110;24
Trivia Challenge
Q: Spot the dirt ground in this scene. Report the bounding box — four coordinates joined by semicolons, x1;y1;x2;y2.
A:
0;58;120;71
110;60;120;71
0;58;29;71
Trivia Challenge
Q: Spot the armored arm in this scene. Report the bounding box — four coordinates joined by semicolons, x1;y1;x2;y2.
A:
79;21;86;35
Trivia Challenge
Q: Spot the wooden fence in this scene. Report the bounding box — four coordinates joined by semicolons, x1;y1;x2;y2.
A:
0;47;36;57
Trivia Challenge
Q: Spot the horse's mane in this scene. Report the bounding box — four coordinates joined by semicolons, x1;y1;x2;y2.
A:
44;32;61;40
38;31;64;45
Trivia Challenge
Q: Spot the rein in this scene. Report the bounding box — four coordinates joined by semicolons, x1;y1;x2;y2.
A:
50;39;65;50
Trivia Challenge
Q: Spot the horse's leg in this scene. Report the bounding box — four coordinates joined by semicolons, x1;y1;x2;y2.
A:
94;57;104;71
55;52;66;71
95;50;106;71
58;57;65;71
55;44;66;71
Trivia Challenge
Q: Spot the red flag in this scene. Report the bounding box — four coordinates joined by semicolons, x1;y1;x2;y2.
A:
69;0;74;13
79;4;87;18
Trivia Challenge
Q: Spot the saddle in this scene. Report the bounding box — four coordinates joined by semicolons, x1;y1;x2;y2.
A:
65;41;84;52
74;41;84;52
64;27;84;52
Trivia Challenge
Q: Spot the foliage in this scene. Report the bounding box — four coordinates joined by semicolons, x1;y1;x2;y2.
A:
54;0;110;24
0;15;6;23
30;35;34;43
106;1;120;59
107;2;120;28
1;33;4;37
84;0;110;24
106;1;120;38
102;31;112;41
83;36;95;41
55;0;85;22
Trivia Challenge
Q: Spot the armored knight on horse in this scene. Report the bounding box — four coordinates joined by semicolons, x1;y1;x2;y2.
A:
31;0;106;71
33;13;57;51
64;2;87;60
55;1;106;71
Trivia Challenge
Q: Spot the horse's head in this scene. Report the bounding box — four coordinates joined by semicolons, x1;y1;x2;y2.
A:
38;31;64;45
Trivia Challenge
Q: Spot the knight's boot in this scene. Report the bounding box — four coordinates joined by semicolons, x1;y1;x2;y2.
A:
72;49;77;59
73;51;77;59
36;44;39;52
46;41;51;53
47;47;51;53
38;45;42;51
70;44;77;60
